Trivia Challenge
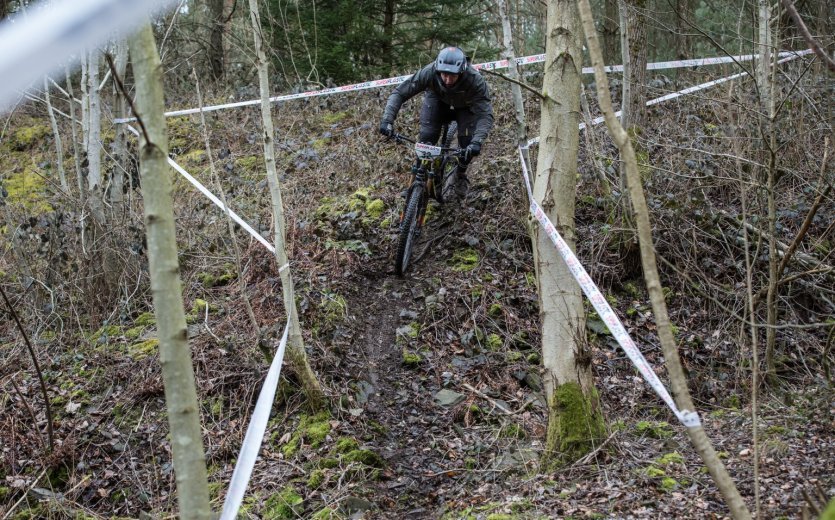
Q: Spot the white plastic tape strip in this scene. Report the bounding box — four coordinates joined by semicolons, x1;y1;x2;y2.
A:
526;49;812;146
0;0;177;109
517;150;700;428
114;50;810;123
220;322;290;520
125;125;275;254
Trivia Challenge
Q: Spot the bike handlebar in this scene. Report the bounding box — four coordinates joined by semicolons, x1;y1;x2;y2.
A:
389;132;464;155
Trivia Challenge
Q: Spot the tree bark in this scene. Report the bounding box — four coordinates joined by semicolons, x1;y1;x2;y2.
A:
577;1;751;517
496;0;529;159
128;19;212;520
111;40;130;204
602;0;619;65
208;0;225;80
535;0;604;467
43;77;68;192
618;0;647;133
248;0;324;409
86;49;106;224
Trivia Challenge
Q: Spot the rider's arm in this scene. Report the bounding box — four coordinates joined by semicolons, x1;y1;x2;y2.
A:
469;75;494;145
382;64;434;124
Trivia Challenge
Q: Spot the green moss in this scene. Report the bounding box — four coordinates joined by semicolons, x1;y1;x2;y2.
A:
307;469;325;488
526;352;540;364
820;497;835;520
543;382;605;467
506;351;522;362
365;199;385;218
334;437;359;454
263;486;303;519
486;515;515;520
311;507;340;519
135;312;156;326
191;298;218;315
486;333;502;351
280;411;332;458
402;349;422;367
236;155;261;172
644;466;666;478
90;324;121;342
322;111;348;124
319;292;347;323
635;420;673;439
181;149;206;165
660;477;679;491
450;248;479;271
128;338;159;360
11;125;50;150
343;449;384;467
124;326;145;340
317;457;339;469
488;303;503;318
4;166;52;213
0;487;10;501
380;217;392;228
210;397;224;417
656;452;684;466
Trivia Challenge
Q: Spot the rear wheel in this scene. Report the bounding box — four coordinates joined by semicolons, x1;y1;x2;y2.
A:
395;185;425;276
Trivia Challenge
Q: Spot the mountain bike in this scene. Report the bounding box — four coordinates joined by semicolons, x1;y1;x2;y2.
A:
390;122;463;276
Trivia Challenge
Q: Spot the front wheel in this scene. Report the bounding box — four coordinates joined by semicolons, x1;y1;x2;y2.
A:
394;185;425;276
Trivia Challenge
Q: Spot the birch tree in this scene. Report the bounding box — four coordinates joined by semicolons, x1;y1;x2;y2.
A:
577;1;751;516
496;0;529;165
534;0;604;466
43;77;68;192
248;0;324;408
128;20;212;519
86;49;106;223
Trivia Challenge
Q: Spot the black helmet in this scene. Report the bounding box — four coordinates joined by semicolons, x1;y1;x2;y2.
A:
436;46;466;74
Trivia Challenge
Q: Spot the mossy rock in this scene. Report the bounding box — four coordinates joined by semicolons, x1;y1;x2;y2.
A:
128;338;159;360
135;312;156;326
263;486;303;519
334;437;359;454
365;199;385;219
450;248;479;271
402;349;422;367
343;449;384;468
486;333;502;351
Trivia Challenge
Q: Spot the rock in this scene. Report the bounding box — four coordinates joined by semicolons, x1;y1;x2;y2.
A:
340;496;374;518
434;389;465;407
399;309;418;320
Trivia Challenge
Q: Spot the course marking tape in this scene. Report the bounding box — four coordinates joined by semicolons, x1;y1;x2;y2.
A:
517;148;700;428
526;49;812;146
113;50;810;123
220;321;290;520
125;125;275;254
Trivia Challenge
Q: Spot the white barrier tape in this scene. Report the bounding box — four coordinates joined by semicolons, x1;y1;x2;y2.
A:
526;49;812;147
125;125;275;254
220;321;290;520
0;0;177;109
114;50;810;123
278;263;289;273
517;151;700;428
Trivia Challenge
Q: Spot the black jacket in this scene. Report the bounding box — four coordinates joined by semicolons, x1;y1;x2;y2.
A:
382;62;494;143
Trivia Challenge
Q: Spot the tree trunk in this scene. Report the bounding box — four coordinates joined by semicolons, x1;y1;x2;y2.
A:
535;0;604;468
43;77;68;192
86;49;106;224
128;19;212;520
674;0;691;59
65;65;85;200
248;0;324;409
383;0;395;71
602;0;619;65
111;40;129;204
576;1;751;517
208;0;225;80
618;0;647;133
496;0;529;158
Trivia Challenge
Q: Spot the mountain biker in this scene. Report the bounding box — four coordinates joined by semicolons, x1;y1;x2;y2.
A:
379;46;494;198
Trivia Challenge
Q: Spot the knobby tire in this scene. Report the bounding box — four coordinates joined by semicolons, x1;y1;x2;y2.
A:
439;121;459;204
395;185;424;276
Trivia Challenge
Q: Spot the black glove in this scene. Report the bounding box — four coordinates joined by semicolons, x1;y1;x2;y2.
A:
379;120;394;137
464;141;481;162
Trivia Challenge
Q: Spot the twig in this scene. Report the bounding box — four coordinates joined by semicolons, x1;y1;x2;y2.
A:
0;286;54;452
780;0;835;73
462;383;513;415
1;469;46;520
573;431;617;466
480;67;546;101
104;53;151;145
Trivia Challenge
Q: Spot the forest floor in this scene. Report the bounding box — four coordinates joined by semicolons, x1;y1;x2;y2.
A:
1;60;833;520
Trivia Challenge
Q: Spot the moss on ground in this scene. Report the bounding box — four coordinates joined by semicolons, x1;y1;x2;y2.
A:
128;338;159;360
402;349;422;367
280;411;332;458
135;312;156;326
451;248;479;271
262;486;303;519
